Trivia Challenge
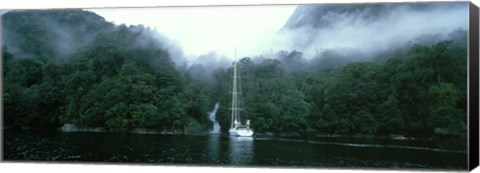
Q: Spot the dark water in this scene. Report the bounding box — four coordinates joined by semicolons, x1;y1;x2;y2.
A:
3;131;467;170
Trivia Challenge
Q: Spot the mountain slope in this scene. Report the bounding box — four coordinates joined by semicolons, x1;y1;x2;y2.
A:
2;10;209;130
278;2;468;60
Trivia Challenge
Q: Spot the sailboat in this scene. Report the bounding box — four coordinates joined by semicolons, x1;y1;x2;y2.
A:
229;60;254;137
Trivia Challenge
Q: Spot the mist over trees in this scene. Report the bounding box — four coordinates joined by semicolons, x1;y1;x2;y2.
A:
278;2;468;59
2;3;468;138
209;39;467;136
2;10;210;132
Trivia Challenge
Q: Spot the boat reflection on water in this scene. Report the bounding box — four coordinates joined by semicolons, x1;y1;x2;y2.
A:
229;136;254;165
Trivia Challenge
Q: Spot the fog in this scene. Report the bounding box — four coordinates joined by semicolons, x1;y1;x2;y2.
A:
2;10;105;59
89;5;297;59
184;51;231;83
276;2;469;59
2;3;469;76
89;2;468;72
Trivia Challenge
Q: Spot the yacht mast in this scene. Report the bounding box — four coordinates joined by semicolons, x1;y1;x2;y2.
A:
228;48;253;137
230;62;236;129
230;49;238;129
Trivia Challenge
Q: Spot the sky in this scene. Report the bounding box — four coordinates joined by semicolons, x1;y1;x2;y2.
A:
89;5;297;59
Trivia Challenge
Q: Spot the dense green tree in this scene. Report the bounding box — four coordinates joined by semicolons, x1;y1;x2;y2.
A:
427;83;465;134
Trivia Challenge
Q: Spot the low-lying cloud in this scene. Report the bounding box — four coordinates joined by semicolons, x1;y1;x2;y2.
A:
272;2;468;59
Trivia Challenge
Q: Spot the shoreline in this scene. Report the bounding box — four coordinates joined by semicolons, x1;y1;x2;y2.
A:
3;125;466;141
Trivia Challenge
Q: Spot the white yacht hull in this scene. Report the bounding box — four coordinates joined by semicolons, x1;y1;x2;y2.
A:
229;128;254;137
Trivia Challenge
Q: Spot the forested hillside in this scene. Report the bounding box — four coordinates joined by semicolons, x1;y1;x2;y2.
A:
2;7;468;137
214;41;467;136
2;10;211;132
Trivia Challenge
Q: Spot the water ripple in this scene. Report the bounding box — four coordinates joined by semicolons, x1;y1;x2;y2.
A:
254;137;466;154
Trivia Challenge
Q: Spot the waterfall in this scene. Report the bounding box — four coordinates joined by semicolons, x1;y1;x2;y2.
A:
208;102;221;133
